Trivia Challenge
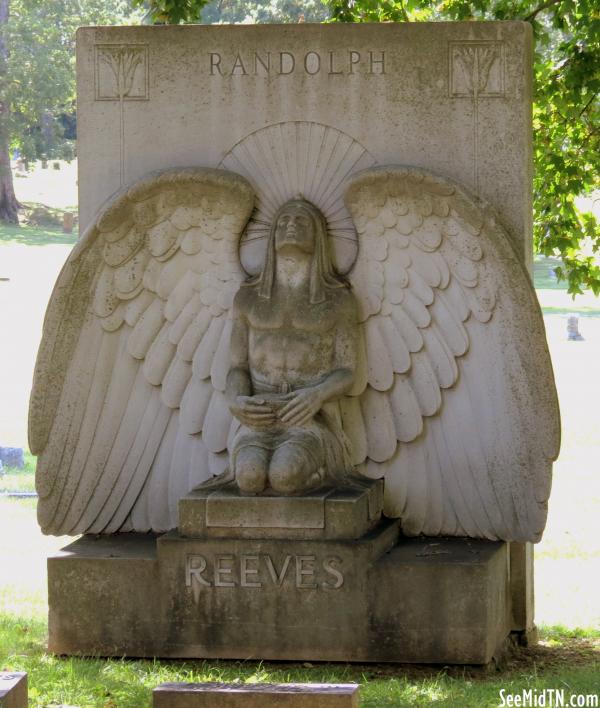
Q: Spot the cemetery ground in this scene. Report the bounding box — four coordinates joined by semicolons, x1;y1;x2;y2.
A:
0;164;598;706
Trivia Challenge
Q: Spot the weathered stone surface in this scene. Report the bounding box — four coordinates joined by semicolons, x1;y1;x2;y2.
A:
153;682;360;708
510;541;535;634
179;481;384;540
0;672;27;708
47;534;161;656
47;530;510;663
76;23;533;265
155;521;399;661
369;537;511;663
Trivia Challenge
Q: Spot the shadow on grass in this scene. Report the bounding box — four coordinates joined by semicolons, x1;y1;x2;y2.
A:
0;223;77;247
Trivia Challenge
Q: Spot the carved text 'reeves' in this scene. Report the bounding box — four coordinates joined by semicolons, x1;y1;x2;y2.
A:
185;553;345;589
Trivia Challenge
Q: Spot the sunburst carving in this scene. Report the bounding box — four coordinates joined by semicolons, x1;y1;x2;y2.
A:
219;121;376;274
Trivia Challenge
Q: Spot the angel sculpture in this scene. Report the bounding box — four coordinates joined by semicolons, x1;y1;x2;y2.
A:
29;166;559;542
226;197;358;495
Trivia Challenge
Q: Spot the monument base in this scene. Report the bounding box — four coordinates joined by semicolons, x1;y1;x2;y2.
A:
47;531;510;663
47;482;511;664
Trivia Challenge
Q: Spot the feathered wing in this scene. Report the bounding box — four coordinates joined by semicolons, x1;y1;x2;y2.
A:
29;168;254;535
343;166;560;543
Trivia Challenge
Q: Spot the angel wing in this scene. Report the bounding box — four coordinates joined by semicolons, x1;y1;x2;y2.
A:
342;166;560;543
29;167;254;535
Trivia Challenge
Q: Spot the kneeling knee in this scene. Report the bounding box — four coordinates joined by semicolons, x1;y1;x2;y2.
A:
236;463;267;494
269;464;306;495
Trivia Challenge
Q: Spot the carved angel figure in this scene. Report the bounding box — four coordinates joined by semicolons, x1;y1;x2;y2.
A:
226;197;357;495
29;166;560;542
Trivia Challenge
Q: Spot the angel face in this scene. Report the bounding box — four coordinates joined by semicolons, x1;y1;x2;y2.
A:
274;204;316;255
257;197;347;304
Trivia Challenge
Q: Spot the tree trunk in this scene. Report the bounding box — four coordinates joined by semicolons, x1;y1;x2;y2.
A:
0;0;18;224
0;133;18;224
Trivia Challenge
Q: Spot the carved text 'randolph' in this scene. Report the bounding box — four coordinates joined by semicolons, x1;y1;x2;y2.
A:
209;50;386;76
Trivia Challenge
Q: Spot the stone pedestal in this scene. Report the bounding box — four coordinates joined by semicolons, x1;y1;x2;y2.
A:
47;479;512;664
179;481;384;540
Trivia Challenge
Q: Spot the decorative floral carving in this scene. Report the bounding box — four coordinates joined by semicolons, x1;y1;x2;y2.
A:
99;46;146;100
94;44;149;187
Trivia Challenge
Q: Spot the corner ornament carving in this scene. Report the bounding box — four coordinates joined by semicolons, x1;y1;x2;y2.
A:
29;165;559;543
449;41;505;195
94;44;149;186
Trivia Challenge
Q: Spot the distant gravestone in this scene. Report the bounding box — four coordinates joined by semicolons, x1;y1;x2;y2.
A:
0;672;27;708
152;683;359;708
62;212;75;234
567;314;584;341
0;448;24;470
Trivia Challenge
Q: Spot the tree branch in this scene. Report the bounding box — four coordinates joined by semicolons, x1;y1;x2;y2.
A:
398;0;410;22
524;0;562;21
579;92;598;118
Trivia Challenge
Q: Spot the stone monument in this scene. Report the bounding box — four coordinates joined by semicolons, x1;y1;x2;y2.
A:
29;22;560;664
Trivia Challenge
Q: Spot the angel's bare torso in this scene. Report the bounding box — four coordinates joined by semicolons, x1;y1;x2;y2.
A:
244;287;353;389
225;200;359;495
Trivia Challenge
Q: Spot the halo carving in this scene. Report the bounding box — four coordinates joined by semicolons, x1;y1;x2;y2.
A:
219;121;377;275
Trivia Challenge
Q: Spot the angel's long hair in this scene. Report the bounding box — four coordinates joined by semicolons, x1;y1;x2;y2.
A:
246;198;348;304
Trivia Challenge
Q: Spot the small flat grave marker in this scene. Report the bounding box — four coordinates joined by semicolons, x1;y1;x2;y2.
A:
0;672;27;708
152;682;359;707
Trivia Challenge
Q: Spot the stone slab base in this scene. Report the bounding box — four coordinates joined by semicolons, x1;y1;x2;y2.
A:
47;529;510;664
153;682;359;707
0;672;27;708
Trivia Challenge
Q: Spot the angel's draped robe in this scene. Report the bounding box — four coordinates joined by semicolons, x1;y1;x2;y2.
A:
230;379;354;486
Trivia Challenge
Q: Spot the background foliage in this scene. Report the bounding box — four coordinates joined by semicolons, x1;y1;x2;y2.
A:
3;0;139;163
328;0;600;296
134;0;328;23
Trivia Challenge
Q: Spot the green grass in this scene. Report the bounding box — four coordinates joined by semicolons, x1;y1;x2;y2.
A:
0;451;36;493
0;222;77;247
537;305;600;316
532;256;600;315
0;607;597;708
